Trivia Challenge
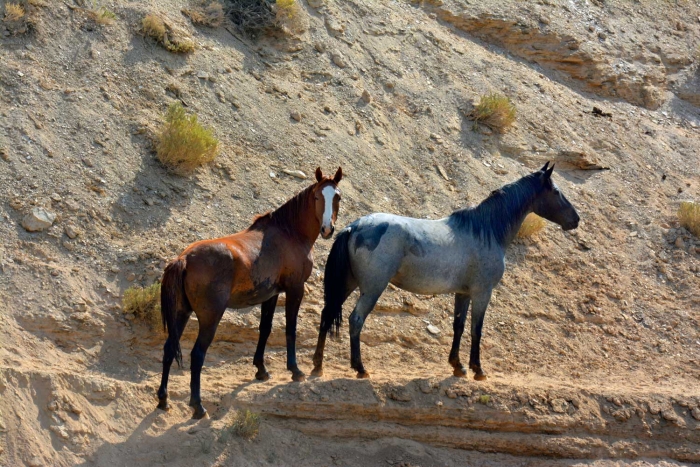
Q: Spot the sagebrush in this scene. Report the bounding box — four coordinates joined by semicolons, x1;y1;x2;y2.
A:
470;93;516;133
156;102;219;174
517;213;546;238
122;283;161;329
679;201;700;237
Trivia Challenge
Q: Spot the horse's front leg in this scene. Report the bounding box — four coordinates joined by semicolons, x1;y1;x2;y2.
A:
284;286;306;382
253;295;278;381
468;289;493;381
448;293;470;377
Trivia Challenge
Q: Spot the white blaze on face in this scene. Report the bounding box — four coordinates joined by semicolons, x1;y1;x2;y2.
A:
321;185;336;230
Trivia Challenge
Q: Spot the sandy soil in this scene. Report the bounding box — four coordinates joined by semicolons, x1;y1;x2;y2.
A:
1;0;699;465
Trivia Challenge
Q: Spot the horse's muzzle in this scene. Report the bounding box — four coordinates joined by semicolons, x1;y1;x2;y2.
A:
321;225;335;239
563;217;580;231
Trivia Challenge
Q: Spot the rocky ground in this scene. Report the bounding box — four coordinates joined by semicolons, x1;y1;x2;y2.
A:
1;0;699;466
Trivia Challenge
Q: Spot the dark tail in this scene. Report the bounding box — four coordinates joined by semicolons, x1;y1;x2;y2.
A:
161;257;187;368
321;228;354;338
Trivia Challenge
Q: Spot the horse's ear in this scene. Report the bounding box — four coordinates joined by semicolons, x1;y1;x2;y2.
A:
315;167;323;182
545;164;555;178
333;167;343;183
540;162;550;172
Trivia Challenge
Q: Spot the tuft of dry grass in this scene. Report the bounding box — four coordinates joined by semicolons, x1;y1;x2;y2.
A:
679;201;700;237
183;1;224;28
156;102;219;174
3;3;25;22
142;13;194;53
517;213;546;238
470;93;516;133
122;283;161;329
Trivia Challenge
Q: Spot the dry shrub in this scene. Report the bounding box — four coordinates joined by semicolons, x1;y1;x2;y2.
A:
679;201;700;237
226;0;305;35
3;3;25;22
142;13;195;53
232;410;260;439
183;1;224;27
157;102;219;174
122;283;161;329
90;7;116;25
470;93;516;133
274;0;305;34
3;1;34;35
517;213;546;238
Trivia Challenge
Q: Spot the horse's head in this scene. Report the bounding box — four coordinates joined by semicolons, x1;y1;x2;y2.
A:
313;167;343;239
532;162;580;231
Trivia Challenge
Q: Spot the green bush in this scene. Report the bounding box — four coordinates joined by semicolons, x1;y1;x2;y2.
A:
470;93;516;133
156;103;219;174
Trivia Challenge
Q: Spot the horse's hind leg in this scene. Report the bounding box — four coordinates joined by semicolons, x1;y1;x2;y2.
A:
468;289;493;381
349;291;382;378
253;295;278;381
189;305;226;419
448;293;470;377
311;280;357;377
157;308;192;410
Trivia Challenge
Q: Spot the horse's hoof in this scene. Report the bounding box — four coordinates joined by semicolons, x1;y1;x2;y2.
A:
192;404;208;419
310;367;323;377
156;398;169;411
291;371;306;382
453;366;467;377
255;370;271;381
356;371;370;379
473;373;487;381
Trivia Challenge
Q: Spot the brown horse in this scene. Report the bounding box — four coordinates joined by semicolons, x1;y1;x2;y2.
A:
157;167;343;418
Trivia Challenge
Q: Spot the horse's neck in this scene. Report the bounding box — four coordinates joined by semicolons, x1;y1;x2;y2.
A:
479;182;537;249
499;188;537;248
275;193;320;248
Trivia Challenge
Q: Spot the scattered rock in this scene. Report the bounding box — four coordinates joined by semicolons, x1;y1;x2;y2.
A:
126;272;136;282
22;208;56;232
27;457;43;467
691;407;700;421
314;42;326;53
550;398;569;413
64;224;79;239
361;89;372;104
331;52;347;68
290;110;303;122
282;169;307;179
427;324;440;335
674;237;685;249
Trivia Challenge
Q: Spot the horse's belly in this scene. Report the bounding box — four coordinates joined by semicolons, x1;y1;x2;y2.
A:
227;281;281;308
391;261;461;295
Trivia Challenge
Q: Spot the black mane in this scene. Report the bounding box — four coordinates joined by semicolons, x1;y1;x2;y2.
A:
250;183;316;236
448;173;543;247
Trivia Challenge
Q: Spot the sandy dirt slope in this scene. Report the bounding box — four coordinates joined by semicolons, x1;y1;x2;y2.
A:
1;0;699;465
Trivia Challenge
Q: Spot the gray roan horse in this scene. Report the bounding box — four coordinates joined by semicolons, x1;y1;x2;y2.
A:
311;163;579;380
